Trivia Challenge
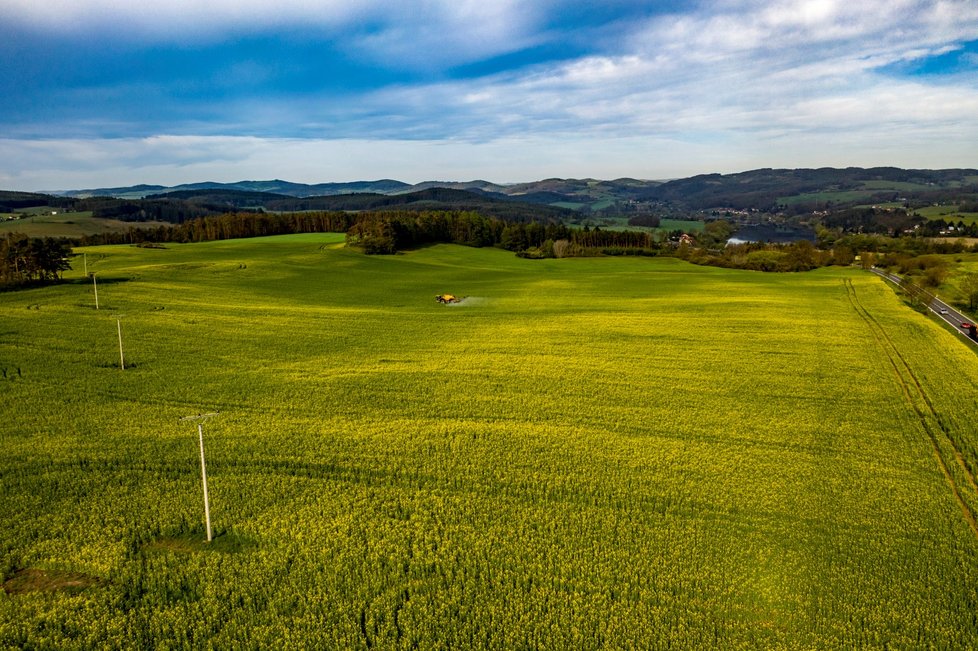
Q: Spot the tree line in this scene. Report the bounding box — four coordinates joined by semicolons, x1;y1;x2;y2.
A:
76;209;583;256
0;234;72;288
343;212;669;257
345;212;573;253
77;211;358;246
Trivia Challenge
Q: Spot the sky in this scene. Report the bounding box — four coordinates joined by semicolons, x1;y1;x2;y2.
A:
1;0;977;191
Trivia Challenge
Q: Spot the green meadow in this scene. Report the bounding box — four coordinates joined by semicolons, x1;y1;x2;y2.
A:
660;217;705;232
0;211;173;238
573;216;704;234
3;233;978;648
778;179;968;208
914;204;978;225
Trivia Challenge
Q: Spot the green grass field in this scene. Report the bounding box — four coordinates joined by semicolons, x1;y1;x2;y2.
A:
3;234;978;648
571;216;704;234
550;198;616;212
551;201;587;210
778;190;876;206
930;253;978;310
858;180;933;192
780;180;965;208
660;217;704;232
0;211;172;238
914;205;978;225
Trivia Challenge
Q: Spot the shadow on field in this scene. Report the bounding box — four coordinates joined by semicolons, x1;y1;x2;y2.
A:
2;568;104;595
69;276;131;286
94;361;141;370
142;530;257;555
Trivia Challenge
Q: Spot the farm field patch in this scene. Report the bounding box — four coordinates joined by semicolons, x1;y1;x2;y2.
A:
914;204;978;225
777;190;876;206
575;216;704;234
0;210;172;238
2;234;978;647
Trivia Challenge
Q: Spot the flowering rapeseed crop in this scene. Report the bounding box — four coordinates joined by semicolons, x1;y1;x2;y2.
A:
2;234;978;648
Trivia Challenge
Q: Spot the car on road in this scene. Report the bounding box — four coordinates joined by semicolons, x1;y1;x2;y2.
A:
961;322;972;329
940;308;949;315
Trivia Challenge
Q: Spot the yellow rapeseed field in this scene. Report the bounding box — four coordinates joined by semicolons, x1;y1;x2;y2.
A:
2;233;978;648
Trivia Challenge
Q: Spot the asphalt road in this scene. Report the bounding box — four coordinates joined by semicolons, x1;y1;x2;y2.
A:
870;268;978;346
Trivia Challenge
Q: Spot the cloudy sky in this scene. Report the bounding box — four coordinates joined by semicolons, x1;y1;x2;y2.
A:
1;0;976;190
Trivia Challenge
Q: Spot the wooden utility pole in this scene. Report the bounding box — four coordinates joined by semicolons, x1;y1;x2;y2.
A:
197;423;211;542
116;317;125;370
179;412;220;542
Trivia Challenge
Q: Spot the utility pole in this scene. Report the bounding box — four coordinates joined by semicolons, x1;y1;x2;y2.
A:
180;412;220;543
92;273;99;310
116;316;125;370
83;253;87;276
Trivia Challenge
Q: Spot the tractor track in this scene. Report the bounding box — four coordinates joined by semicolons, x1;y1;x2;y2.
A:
844;278;978;539
847;279;978;492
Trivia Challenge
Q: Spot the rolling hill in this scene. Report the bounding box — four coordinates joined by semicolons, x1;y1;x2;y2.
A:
5;168;978;240
45;167;978;214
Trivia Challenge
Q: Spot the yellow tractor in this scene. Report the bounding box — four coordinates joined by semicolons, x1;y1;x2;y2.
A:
435;294;462;304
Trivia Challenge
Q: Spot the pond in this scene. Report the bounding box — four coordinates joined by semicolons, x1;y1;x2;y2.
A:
727;224;816;245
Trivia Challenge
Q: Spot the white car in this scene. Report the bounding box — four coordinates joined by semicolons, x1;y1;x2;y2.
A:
940;308;949;315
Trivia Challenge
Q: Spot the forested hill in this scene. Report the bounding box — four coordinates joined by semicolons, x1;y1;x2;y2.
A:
42;167;978;213
640;167;978;212
59;179;413;199
147;187;575;222
7;167;978;221
0;187;575;225
0;191;75;212
250;187;575;221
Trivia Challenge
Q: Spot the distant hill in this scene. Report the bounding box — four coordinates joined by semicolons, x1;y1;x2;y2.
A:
0;191;73;212
640;167;978;212
62;179;414;199
408;180;509;194
64;184;169;199
0;191;60;212
149;187;575;221
53;177;665;211
8;167;977;231
145;188;294;208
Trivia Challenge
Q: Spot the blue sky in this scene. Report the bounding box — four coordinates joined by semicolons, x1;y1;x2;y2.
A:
1;0;976;190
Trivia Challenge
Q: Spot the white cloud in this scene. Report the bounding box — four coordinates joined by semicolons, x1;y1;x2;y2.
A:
1;0;357;33
331;0;978;141
0;0;546;69
347;0;542;70
2;0;977;188
639;0;978;61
